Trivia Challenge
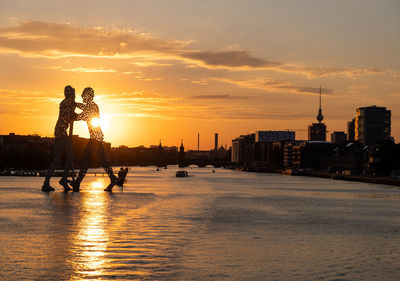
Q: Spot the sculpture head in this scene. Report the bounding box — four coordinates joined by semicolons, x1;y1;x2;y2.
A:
82;87;94;103
64;85;75;100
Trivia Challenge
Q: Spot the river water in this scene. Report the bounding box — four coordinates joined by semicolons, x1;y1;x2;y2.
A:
0;166;399;280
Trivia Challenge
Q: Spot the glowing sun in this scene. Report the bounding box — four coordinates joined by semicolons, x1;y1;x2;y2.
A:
91;115;110;130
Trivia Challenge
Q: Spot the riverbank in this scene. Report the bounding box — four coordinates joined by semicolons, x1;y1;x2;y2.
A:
286;170;400;188
229;166;400;188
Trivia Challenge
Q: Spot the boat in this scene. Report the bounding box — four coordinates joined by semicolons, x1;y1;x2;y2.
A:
176;171;188;177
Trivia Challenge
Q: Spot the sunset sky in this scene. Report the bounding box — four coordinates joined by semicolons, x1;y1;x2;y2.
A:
0;0;399;149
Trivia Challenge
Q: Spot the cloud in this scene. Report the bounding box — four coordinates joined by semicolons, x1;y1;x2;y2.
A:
94;90;304;120
189;94;248;100
32;65;117;73
156;105;309;120
0;88;60;103
182;50;282;69
100;91;307;120
211;77;334;96
279;65;389;79
130;61;173;67
0;89;61;118
31;64;164;81
348;85;370;90
98;91;180;105
182;51;392;78
0;21;189;58
191;79;208;85
0;87;312;121
0;21;396;78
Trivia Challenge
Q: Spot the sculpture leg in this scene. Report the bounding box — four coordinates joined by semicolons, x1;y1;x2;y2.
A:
73;140;91;191
96;141;116;191
42;137;62;191
60;137;73;191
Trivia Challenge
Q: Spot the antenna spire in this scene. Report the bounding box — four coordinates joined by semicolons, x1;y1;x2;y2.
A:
319;85;322;110
317;85;324;123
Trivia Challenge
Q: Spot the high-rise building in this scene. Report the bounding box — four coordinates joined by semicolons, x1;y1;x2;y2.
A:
347;118;355;141
331;131;347;144
215;133;218;150
308;86;327;141
354;105;391;144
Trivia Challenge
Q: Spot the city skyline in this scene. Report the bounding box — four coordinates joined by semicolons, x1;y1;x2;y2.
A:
0;1;399;149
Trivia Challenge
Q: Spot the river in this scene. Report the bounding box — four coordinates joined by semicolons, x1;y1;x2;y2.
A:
0;166;399;280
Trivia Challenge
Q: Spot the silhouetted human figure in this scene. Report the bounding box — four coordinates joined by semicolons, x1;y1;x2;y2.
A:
42;85;77;192
72;87;116;192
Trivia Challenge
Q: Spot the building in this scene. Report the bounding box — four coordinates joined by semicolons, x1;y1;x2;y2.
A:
284;141;334;170
178;140;185;167
231;134;255;166
347;118;355;141
308;86;327;141
254;141;285;171
250;131;295;171
308;123;327;141
214;133;218;150
331;131;347;144
320;142;365;174
354;105;391;144
255;131;295;143
0;133;46;151
0;133;54;168
283;141;306;170
179;140;184;156
0;133;112;169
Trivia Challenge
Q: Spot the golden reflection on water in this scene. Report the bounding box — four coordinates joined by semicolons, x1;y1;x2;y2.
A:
71;179;110;280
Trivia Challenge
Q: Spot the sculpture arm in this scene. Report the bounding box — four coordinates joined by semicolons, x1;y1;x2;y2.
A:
75;102;85;110
75;112;86;121
76;105;90;121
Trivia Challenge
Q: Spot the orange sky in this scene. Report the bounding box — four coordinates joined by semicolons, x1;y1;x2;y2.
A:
0;1;399;149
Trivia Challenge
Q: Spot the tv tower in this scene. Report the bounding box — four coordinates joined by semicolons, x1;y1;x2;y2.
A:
308;85;327;141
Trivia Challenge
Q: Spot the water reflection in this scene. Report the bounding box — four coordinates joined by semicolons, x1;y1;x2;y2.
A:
71;179;110;279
